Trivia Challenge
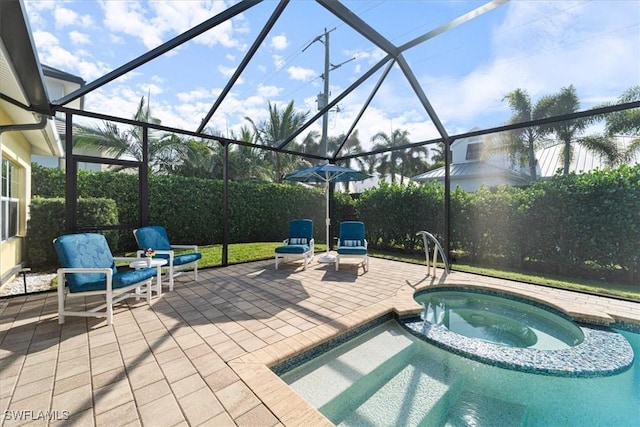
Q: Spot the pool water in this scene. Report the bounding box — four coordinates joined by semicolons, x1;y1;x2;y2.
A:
280;321;640;427
415;290;583;349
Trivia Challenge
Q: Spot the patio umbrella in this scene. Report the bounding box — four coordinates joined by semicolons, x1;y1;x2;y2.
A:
284;163;371;263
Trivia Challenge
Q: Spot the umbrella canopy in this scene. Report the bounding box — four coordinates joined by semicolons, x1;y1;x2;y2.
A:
284;163;371;184
284;163;371;262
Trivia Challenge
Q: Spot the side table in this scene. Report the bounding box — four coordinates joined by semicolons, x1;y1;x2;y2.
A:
130;258;168;298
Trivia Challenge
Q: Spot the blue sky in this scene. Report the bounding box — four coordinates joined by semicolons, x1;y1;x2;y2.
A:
24;0;640;152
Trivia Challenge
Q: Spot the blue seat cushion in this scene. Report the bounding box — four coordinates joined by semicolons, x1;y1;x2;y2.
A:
275;244;310;254
337;247;368;255
134;225;173;250
68;267;157;293
154;252;202;265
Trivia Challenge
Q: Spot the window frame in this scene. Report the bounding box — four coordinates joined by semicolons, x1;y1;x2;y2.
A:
1;158;19;241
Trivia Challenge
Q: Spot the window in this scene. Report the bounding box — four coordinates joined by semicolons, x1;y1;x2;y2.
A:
1;159;19;241
466;142;483;161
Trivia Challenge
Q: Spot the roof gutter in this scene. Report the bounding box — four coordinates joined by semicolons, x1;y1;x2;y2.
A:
0;113;48;135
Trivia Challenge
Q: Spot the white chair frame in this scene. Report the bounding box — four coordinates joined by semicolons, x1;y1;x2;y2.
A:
137;245;199;291
275;239;315;270
335;239;369;272
57;257;154;326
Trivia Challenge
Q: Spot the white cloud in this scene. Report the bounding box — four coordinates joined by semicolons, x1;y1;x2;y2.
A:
176;87;216;103
53;7;78;28
272;54;285;70
69;31;90;45
22;0;55;28
99;1;248;51
100;1;164;49
257;85;281;98
218;65;236;78
109;34;124;45
287;66;316;82
139;83;164;96
270;34;288;50
79;14;94;28
32;31;109;81
32;30;59;49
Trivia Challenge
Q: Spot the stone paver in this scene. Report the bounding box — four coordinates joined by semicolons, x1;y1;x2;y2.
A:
0;257;638;426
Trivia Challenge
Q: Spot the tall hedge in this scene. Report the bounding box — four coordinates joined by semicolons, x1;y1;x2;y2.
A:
29;164;326;252
29;164;640;283
26;197;118;267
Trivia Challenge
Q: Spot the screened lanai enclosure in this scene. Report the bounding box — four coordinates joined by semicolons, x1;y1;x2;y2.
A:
4;0;640;298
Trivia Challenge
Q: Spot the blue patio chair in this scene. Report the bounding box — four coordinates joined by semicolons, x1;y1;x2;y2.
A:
133;225;202;291
336;221;369;272
275;219;315;270
54;233;158;325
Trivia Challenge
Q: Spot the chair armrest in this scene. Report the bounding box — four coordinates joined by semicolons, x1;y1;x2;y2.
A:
309;238;315;249
114;256;152;263
282;239;288;245
58;267;113;291
58;267;113;275
170;245;198;252
364;239;368;248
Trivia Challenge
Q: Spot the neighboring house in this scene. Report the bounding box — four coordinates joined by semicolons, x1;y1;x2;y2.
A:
340;173;410;194
0;1;63;284
32;65;102;171
535;137;640;176
412;133;530;192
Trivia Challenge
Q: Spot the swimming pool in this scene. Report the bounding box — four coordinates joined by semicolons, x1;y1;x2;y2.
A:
276;319;639;426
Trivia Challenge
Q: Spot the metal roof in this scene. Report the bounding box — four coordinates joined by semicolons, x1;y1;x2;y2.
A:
536;139;640;177
412;161;529;182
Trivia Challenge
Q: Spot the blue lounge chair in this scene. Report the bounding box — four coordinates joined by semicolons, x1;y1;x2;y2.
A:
133;225;202;291
275;219;315;270
54;233;158;325
336;221;369;272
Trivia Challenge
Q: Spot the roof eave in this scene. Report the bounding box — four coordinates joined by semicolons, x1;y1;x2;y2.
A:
0;0;52;116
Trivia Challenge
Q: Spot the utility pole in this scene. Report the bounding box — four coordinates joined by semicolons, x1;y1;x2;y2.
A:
320;27;331;159
302;28;354;261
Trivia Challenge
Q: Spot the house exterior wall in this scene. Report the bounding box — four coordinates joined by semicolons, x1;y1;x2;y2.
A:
0;109;33;283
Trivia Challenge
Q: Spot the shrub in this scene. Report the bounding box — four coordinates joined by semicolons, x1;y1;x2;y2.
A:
26;197;118;268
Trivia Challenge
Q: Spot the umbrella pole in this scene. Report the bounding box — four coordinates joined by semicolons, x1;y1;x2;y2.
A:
318;178;335;263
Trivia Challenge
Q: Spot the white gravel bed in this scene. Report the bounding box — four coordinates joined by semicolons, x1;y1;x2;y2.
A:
0;272;56;296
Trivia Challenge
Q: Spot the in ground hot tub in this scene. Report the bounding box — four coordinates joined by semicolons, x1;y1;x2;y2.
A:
415;289;584;350
404;287;633;376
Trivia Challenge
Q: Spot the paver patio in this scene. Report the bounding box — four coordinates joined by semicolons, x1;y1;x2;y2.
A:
1;257;638;426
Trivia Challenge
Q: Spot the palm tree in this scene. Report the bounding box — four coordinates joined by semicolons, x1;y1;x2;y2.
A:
73;97;179;173
227;126;273;181
428;143;446;170
327;130;365;192
245;100;310;182
599;85;640;164
539;85;621;175
371;128;420;183
502;88;552;181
